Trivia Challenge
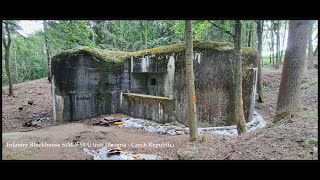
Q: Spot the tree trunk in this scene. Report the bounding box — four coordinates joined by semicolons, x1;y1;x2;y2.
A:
90;21;95;43
248;22;252;47
219;20;225;40
308;21;314;69
245;23;249;46
314;33;318;58
271;20;275;67
43;20;52;83
143;22;147;49
3;22;14;96
233;20;247;135
275;20;280;69
256;20;264;103
314;45;318;57
228;33;233;43
268;33;272;64
274;20;310;122
139;21;145;50
14;43;18;83
185;20;198;142
280;20;287;64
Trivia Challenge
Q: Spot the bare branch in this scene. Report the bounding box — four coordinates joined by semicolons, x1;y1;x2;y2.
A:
208;21;233;36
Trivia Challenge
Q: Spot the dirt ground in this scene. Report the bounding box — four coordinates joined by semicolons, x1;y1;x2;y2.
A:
2;65;318;160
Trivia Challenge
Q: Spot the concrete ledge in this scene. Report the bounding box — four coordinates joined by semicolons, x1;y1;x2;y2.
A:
121;93;175;123
122;93;173;100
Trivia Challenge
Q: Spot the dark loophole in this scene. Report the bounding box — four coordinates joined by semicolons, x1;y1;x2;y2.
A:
150;78;156;85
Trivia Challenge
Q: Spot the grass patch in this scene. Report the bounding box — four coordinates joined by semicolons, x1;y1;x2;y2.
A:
307;78;318;87
307;137;318;146
302;111;317;119
262;56;272;66
199;135;207;143
297;149;309;158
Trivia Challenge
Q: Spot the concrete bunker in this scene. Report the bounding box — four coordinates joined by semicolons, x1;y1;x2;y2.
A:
51;41;258;127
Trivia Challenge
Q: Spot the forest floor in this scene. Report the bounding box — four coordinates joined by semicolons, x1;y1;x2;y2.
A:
2;65;318;160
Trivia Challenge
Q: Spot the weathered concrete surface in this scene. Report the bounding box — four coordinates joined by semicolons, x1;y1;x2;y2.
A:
52;41;258;126
52;53;123;122
130;54;175;97
241;48;259;123
174;50;234;126
174;48;258;126
121;93;175;123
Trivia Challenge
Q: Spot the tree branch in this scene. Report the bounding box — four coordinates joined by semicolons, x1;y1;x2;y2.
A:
208;21;233;37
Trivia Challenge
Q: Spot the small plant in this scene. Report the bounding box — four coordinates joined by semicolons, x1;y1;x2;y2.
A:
307;137;318;146
200;135;206;143
297;149;309;158
307;78;318;86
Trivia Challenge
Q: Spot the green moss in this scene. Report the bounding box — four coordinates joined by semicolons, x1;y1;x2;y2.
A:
52;48;130;64
307;137;318;146
241;47;258;56
272;111;291;123
52;41;236;63
307;78;318;86
297;149;309;158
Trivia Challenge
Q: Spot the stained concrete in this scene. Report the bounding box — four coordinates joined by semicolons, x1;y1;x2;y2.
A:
51;41;258;126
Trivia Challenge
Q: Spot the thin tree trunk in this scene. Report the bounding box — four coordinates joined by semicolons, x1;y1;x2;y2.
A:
228;34;233;43
274;20;310;122
256;20;264;103
268;33;272;64
262;22;264;67
91;21;95;43
314;33;318;58
271;20;275;67
314;45;318;57
308;21;314;69
275;20;280;69
43;20;52;83
143;21;147;49
233;20;247;135
280;20;287;64
14;43;18;83
140;21;144;50
219;20;225;40
3;22;14;96
248;22;252;47
245;23;249;46
185;20;198;142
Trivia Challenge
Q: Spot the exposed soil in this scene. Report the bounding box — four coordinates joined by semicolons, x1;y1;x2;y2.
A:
2;78;53;133
2;66;318;160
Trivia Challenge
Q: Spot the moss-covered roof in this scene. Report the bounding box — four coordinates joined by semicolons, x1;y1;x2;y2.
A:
132;41;234;56
53;41;257;63
241;47;258;56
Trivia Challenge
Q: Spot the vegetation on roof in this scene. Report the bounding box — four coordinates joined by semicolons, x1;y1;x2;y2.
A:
53;41;236;62
241;47;258;56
